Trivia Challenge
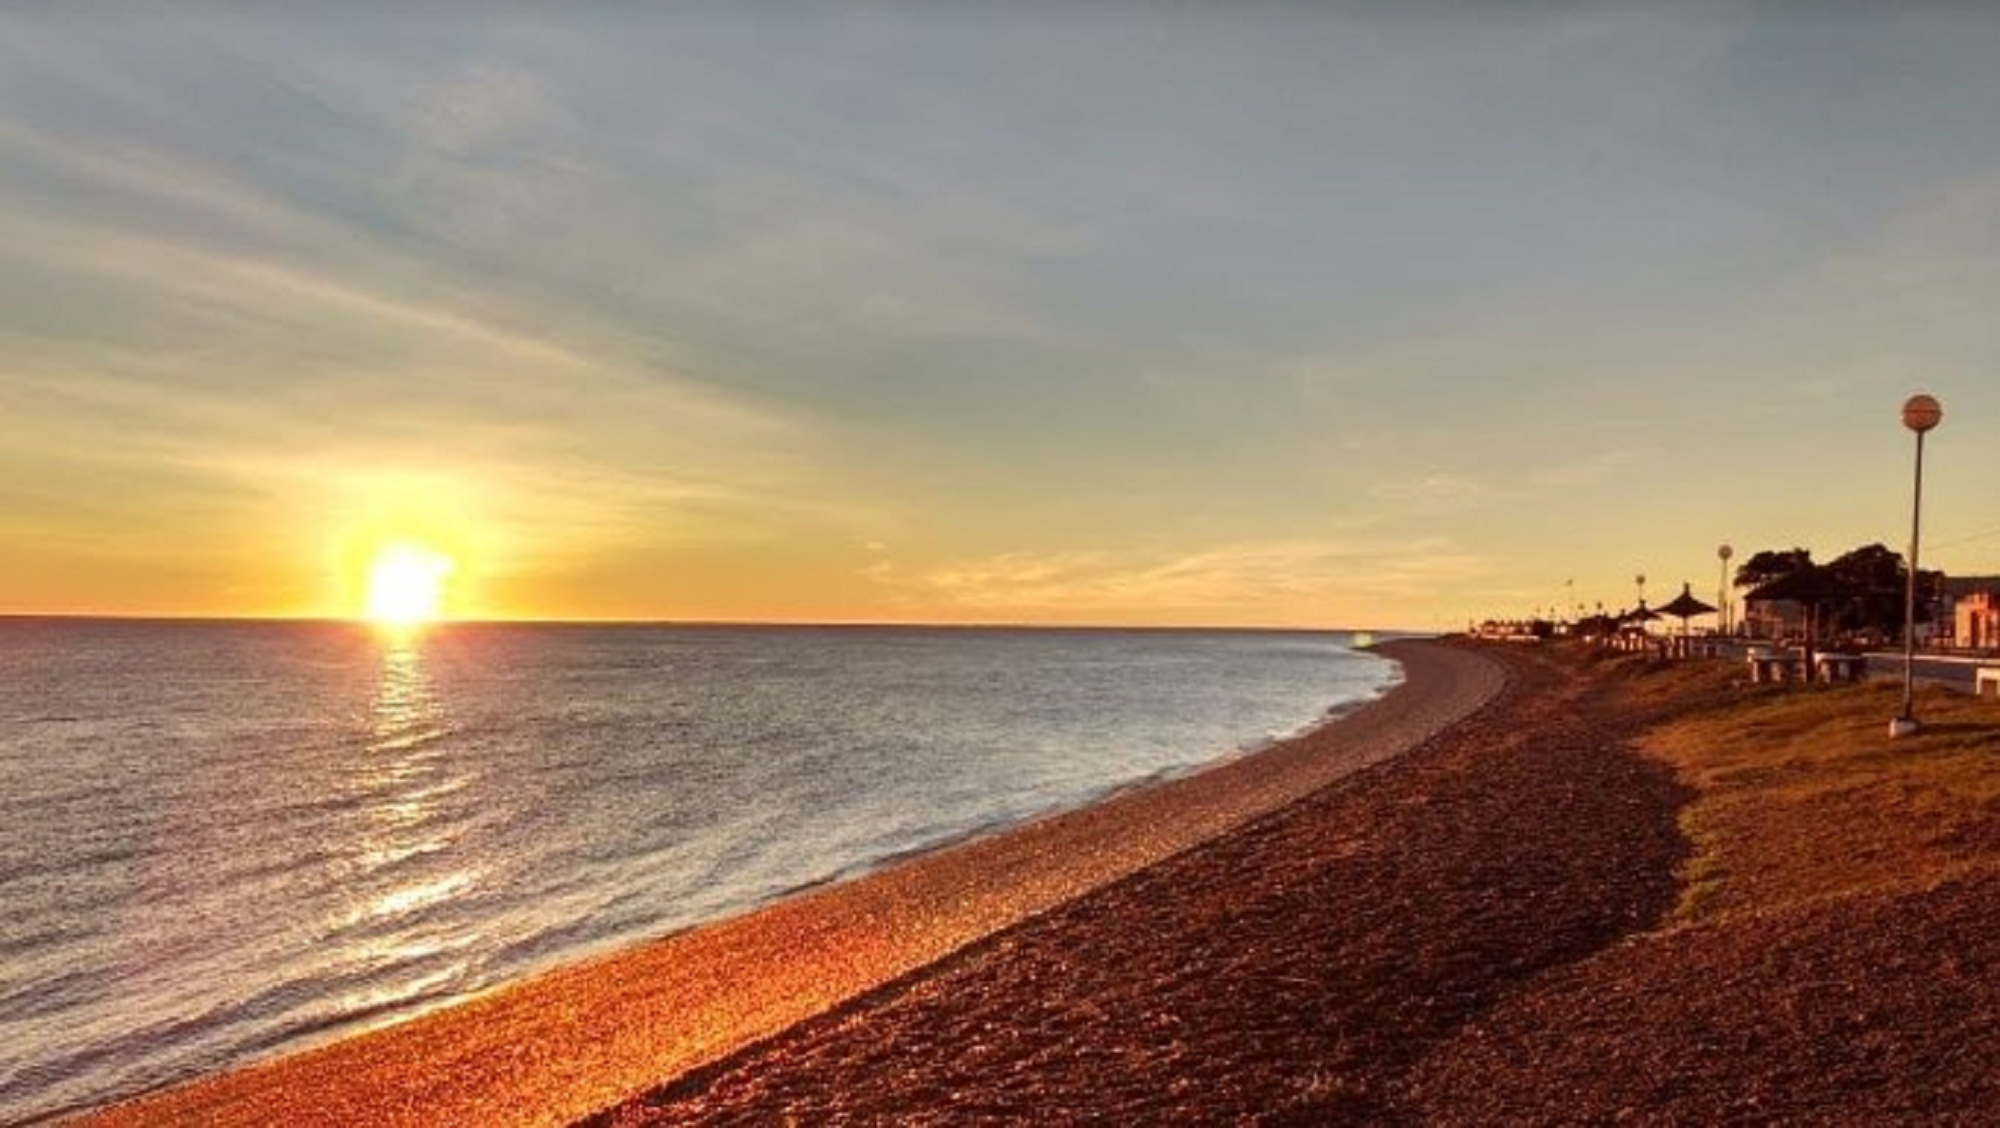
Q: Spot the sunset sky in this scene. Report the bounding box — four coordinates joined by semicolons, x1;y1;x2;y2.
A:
4;4;1998;629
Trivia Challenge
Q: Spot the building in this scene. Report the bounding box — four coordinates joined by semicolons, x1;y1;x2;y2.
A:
1741;566;1845;642
1949;581;2000;652
1742;595;1806;641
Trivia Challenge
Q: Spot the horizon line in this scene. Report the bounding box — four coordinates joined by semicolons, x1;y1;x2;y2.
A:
0;612;1422;634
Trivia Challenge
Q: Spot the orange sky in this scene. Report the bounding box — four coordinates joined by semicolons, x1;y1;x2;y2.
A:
4;8;1998;628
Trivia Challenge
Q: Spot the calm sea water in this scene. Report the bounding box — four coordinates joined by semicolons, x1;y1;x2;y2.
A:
0;620;1397;1122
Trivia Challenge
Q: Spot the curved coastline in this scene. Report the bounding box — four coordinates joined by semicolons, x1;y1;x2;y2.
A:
88;639;1504;1128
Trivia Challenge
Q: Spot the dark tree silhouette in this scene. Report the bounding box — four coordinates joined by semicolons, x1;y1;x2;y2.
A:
1740;542;1945;639
1733;548;1814;590
1823;544;1904;634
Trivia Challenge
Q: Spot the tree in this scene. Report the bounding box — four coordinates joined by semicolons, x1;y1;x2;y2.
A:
1916;569;1945;627
1813;543;1943;637
1824;543;1906;634
1735;543;1948;642
1734;547;1814;590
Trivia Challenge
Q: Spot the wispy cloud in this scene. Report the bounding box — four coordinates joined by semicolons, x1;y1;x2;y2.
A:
874;537;1487;622
1524;447;1649;489
1367;474;1499;509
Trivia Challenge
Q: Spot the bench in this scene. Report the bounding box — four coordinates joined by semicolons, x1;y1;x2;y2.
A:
1814;653;1866;683
1978;666;2000;699
1747;653;1803;684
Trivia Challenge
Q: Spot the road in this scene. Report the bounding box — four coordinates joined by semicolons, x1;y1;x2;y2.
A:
1861;651;1989;693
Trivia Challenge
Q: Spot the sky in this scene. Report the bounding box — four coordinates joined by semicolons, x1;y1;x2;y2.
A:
3;2;1998;630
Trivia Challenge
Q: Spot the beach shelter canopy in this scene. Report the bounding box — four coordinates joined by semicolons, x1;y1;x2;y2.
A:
1745;565;1858;646
1657;583;1717;621
1574;613;1621;637
1619;603;1660;624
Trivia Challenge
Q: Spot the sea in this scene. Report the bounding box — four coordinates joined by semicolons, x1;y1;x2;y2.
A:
0;620;1399;1122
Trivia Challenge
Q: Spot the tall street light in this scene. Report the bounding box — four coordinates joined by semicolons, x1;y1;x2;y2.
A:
1717;544;1734;636
1891;393;1943;739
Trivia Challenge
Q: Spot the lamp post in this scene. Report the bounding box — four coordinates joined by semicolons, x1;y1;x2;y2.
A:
1717;544;1733;636
1891;393;1943;739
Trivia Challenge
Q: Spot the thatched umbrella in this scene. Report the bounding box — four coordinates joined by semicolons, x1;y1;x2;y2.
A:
1613;603;1661;652
1746;566;1852;635
1575;612;1621;638
1619;603;1661;630
1657;582;1718;637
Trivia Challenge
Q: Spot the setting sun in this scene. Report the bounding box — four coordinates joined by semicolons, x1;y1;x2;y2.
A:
362;543;456;627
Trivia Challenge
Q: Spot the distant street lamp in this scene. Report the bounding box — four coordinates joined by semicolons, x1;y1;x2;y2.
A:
1891;393;1943;739
1717;544;1734;636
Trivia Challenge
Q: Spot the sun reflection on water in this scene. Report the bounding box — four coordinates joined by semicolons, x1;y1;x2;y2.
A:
371;639;434;745
325;634;482;1006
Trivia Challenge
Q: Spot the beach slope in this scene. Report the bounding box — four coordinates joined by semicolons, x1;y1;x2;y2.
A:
92;639;1499;1127
599;642;1998;1124
597;638;1672;1123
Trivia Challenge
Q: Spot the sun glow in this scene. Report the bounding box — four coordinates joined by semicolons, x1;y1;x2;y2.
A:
362;543;456;627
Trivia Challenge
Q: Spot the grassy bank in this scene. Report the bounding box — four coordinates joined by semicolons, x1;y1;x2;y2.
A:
1588;649;2000;925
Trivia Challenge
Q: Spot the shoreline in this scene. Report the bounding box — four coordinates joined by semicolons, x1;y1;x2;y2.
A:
591;638;1682;1123
596;641;1998;1123
89;639;1503;1127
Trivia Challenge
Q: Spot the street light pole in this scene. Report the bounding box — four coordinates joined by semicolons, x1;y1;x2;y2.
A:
1718;544;1734;636
1892;393;1943;739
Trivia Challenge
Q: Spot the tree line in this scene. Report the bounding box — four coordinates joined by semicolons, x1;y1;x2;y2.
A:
1733;542;1944;636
